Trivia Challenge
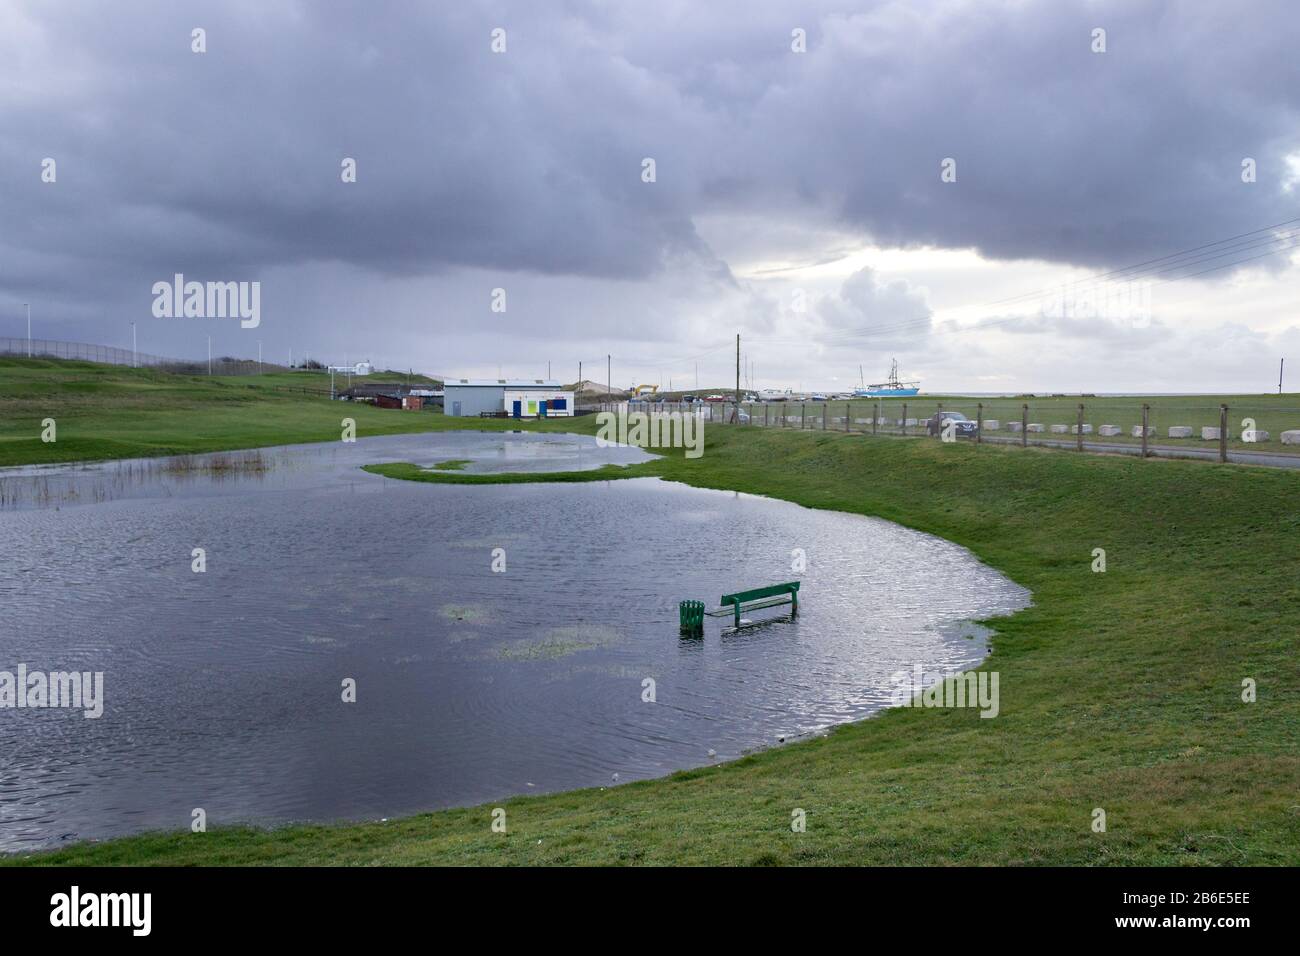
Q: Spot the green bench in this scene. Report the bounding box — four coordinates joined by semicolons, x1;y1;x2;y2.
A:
706;581;800;628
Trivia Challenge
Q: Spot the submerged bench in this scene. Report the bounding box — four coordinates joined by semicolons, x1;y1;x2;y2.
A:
706;581;800;628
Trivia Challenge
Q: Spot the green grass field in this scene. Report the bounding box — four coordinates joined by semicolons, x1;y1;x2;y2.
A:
4;359;1299;866
0;358;458;467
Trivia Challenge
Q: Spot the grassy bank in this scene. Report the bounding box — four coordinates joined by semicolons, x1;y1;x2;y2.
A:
8;405;1299;865
0;358;470;467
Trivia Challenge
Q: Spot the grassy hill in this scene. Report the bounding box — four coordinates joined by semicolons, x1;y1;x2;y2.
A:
0;357;450;467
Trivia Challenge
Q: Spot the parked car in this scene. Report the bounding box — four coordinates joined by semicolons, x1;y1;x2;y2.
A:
704;394;726;402
810;393;828;401
926;410;978;438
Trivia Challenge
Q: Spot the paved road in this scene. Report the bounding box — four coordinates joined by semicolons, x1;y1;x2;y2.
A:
978;434;1300;469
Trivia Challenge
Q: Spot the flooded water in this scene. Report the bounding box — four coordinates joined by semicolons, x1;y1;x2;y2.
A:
0;432;1028;850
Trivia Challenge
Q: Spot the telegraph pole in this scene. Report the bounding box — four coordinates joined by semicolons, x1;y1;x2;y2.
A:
607;354;611;401
1280;358;1285;394
733;333;741;422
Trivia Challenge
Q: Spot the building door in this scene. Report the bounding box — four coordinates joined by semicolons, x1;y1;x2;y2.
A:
452;401;462;416
512;400;522;418
539;400;548;418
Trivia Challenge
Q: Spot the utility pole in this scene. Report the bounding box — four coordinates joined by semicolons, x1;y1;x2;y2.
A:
734;333;740;419
24;303;30;357
578;361;582;393
207;336;212;375
1280;358;1285;394
547;361;551;380
607;354;611;401
258;340;262;375
131;321;136;368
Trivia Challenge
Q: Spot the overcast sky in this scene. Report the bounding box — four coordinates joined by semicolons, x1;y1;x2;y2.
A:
3;1;1299;392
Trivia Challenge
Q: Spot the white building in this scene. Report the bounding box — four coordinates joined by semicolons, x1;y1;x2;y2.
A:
443;378;574;417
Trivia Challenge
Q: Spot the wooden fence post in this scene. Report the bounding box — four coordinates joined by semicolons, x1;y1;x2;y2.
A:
1220;404;1228;463
1077;403;1085;452
1141;404;1150;457
901;402;908;436
977;402;983;445
822;403;827;430
845;402;850;432
1021;404;1028;447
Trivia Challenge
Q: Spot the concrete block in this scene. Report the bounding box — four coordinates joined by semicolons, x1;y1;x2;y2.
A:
877;417;888;425
1098;425;1122;437
1131;425;1154;438
1026;423;1045;433
904;418;918;427
1070;424;1093;434
1168;426;1193;438
1049;424;1069;434
1201;426;1225;440
1007;421;1023;432
1281;430;1300;445
983;420;1000;430
1243;429;1270;442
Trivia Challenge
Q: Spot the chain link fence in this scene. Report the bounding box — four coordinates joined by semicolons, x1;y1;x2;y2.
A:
1;337;274;376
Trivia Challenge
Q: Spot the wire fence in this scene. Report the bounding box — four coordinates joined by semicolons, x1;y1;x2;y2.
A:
0;337;275;376
599;398;1300;464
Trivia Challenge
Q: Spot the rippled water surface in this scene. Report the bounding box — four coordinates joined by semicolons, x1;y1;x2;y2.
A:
0;432;1028;849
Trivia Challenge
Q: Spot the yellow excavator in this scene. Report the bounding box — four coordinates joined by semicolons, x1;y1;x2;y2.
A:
630;384;659;397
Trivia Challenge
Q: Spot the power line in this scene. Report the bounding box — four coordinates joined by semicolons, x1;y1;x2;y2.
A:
749;222;1300;349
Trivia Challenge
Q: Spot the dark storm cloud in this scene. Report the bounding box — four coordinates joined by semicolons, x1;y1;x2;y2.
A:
1;0;1298;339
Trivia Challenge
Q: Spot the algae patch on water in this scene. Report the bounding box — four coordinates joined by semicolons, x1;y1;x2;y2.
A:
439;603;490;625
495;625;621;661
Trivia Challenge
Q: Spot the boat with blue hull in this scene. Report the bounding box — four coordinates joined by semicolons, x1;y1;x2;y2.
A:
853;359;920;397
